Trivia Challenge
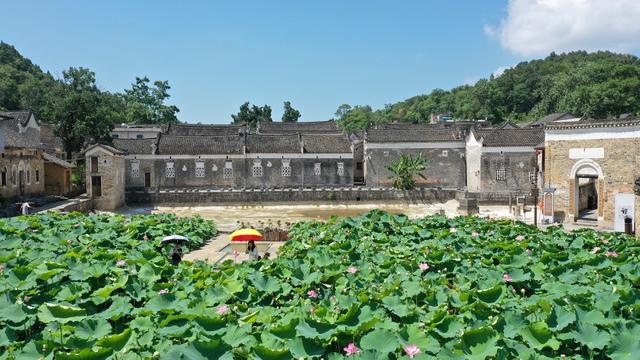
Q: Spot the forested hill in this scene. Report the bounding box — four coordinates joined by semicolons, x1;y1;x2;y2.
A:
336;51;640;130
0;42;179;155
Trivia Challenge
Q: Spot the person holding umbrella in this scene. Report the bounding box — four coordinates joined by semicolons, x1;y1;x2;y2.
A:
161;235;189;265
246;240;259;260
230;228;264;261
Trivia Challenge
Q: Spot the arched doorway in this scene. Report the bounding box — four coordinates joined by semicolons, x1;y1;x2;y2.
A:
570;160;604;223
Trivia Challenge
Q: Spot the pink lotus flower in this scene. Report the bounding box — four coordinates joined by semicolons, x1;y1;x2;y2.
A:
525;249;532;256
605;251;619;258
307;290;318;298
590;247;601;254
216;305;229;315
515;235;525;241
419;263;430;271
158;289;169;295
346;266;358;274
449;227;458;234
143;235;149;241
310;306;316;314
404;344;420;358
343;343;360;356
502;273;512;282
471;232;480;237
116;260;126;267
601;238;609;244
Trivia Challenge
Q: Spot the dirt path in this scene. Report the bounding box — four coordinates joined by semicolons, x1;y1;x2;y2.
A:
183;232;287;264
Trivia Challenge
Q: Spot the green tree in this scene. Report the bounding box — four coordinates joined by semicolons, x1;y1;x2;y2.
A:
281;101;301;122
231;102;272;130
123;77;179;124
386;154;429;190
43;67;118;157
335;104;380;131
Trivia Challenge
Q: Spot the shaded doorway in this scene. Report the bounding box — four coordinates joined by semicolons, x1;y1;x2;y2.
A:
144;172;151;188
91;176;102;197
576;175;598;221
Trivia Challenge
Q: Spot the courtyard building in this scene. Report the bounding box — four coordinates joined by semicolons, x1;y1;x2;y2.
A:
544;117;640;232
364;129;466;188
111;124;166;139
0;111;45;200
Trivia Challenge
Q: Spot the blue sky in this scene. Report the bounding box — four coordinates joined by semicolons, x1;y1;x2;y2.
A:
2;1;639;123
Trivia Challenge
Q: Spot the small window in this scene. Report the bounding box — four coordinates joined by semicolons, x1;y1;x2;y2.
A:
383;151;390;157
314;163;321;176
112;134;119;139
12;167;16;186
252;161;263;177
223;161;233;179
356;162;363;170
529;171;537;183
91;157;99;173
131;162;140;178
136;134;144;139
1;167;6;187
35;169;40;183
442;150;448;157
195;161;205;178
281;159;291;177
165;162;175;178
26;167;31;185
496;168;506;181
337;162;345;176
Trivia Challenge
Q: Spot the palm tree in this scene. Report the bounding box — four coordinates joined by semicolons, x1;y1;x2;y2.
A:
386;154;429;190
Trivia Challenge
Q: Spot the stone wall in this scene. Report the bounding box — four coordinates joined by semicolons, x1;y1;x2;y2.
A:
364;147;466;188
124;156;353;189
545;138;640;228
87;151;126;210
480;151;537;193
126;187;457;205
0;148;45;199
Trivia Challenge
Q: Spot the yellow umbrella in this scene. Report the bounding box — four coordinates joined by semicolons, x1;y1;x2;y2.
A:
230;228;263;242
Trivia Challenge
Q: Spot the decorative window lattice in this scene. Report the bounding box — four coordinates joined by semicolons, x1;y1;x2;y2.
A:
195;161;205;178
223;161;233;179
131;162;140;178
314;163;321;176
496;168;506;181
281;159;291;177
442;150;448;157
529;171;537;183
166;162;175;178
337;162;345;176
252;164;263;177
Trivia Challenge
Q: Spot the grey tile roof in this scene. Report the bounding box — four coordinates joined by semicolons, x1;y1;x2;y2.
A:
302;134;352;153
43;152;75;168
545;117;640;130
113;138;157;155
475;128;545;147
246;134;301;153
85;143;127;155
524;113;577;128
166;123;246;136
365;129;464;143
0;113;42;149
258;120;341;134
0;111;32;126
157;134;244;155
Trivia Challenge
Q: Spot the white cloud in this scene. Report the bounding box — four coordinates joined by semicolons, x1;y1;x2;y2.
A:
492;65;511;78
489;0;640;56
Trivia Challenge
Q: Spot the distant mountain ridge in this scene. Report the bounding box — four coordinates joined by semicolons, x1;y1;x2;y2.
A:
333;51;640;130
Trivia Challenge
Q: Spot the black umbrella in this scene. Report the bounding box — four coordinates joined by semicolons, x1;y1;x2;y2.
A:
161;235;189;245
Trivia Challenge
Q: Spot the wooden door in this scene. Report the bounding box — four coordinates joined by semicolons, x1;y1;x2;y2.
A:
91;176;102;197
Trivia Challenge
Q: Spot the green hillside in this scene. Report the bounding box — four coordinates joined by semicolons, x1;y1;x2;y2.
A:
336;51;640;130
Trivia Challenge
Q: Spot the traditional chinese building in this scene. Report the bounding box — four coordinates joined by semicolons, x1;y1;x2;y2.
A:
544;117;640;232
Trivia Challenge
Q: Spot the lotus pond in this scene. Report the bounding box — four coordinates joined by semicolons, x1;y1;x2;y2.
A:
0;211;639;359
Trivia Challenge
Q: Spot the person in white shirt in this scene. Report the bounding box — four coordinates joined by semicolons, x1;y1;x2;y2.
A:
20;202;32;216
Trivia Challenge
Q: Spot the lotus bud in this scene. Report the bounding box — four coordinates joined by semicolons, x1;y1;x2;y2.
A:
520;288;525;294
